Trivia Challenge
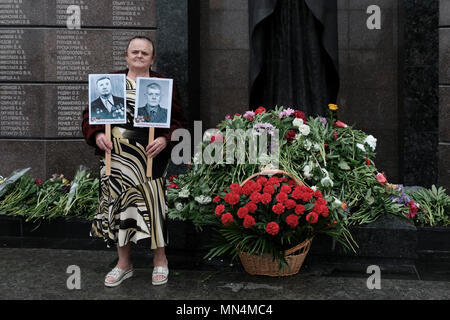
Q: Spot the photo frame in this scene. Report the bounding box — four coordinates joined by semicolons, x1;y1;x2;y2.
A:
134;77;173;128
88;74;126;125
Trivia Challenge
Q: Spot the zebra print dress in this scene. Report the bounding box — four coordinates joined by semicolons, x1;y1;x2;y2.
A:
90;77;168;249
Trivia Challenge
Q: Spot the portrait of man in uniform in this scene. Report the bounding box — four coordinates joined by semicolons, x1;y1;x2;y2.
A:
135;77;172;128
89;74;126;124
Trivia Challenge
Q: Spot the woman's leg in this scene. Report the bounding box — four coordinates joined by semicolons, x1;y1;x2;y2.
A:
153;246;168;281
105;243;133;282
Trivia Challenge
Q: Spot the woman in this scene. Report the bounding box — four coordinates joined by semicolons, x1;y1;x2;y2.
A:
82;36;186;287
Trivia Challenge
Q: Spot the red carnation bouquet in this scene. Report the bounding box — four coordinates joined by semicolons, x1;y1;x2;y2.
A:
206;171;339;267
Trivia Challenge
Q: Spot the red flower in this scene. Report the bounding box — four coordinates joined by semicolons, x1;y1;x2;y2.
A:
407;200;418;219
215;204;225;216
169;174;177;182
246;202;258;213
365;158;371;166
288;179;297;187
376;173;387;185
256;177;268;186
295;204;305;215
34;179;43;186
243;215;255;228
210;133;224;143
235;113;241;117
260;193;272;204
247;116;254;122
263;184;275;195
167;183;180;189
250;192;262;204
255;106;266;114
334;120;348;128
265;222;280;235
280;185;292;194
237;207;249;219
242;180;256;195
313;190;323;198
294;110;306;121
267;177;281;187
276;192;288;203
221;212;234;225
286;214;299;228
252;182;263;193
224;192;240;205
333;130;338;140
272;202;285;215
286;130;297;143
285;199;296;210
229;184;242;195
306;211;319;224
213;195;221;203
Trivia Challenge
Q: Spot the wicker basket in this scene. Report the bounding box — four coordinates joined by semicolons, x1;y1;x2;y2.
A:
237;169;312;276
238;237;312;276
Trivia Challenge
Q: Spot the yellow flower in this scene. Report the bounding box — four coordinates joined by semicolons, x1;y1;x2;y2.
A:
62;178;69;184
328;104;338;111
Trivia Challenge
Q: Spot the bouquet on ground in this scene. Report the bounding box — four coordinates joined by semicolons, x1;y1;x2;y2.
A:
206;171;344;267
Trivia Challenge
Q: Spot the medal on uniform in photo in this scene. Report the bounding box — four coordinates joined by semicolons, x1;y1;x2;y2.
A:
88;74;127;176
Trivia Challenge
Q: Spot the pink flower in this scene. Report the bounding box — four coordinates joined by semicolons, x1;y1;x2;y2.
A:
406;200;418;219
279;108;295;119
376;173;387;185
334;120;348;128
210;133;224;143
243;111;255;119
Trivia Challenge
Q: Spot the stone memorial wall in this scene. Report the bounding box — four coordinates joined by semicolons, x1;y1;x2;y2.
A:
0;0;163;179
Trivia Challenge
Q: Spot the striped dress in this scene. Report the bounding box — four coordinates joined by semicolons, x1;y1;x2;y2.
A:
90;77;168;249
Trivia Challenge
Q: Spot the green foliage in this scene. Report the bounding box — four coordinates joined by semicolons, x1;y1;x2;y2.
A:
407;185;450;227
0;168;98;222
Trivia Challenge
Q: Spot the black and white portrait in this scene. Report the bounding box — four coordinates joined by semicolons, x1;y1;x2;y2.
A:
134;77;172;128
89;74;126;124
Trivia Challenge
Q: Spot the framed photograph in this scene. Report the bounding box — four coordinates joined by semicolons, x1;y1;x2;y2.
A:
134;77;173;128
88;74;126;124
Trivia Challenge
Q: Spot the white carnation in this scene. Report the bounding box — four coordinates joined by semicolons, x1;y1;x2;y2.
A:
311;186;318;191
298;125;310;136
320;176;334;187
364;135;377;151
195;195;212;204
178;188;190;198
304;140;312;151
303;165;313;178
175;202;184;211
292;118;304;127
356;143;366;152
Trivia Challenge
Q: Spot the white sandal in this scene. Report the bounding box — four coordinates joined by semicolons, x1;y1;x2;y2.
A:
152;266;169;285
104;267;133;287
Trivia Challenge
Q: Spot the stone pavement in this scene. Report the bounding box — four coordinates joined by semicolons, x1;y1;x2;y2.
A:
1;247;449;301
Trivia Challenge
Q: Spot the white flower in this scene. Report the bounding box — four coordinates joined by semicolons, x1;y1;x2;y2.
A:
356;143;366;152
311;186;318;191
320;176;334;187
195;195;212;204
303;165;313;178
178;188;190;198
364;135;377;151
333;198;342;206
292;118;304;127
313;143;321;151
298;125;310;136
304;140;312;151
175;202;184;211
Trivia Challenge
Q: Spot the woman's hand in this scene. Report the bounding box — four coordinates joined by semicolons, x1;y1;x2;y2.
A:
95;132;113;154
146;137;167;158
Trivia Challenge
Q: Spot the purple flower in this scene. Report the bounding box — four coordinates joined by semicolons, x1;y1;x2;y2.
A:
253;123;275;136
279;108;295;119
320;117;327;125
391;184;411;204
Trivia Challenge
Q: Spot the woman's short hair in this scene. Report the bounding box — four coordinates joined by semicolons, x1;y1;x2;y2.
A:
126;36;156;57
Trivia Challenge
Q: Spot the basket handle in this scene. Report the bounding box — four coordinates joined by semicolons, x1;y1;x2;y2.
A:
240;169;304;187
